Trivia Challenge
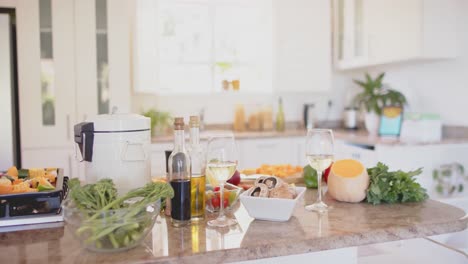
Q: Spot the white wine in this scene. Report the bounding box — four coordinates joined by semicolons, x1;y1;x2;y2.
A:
206;161;237;182
306;154;333;172
189;116;205;221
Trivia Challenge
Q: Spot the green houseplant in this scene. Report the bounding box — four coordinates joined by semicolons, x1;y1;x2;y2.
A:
142;109;172;136
352;72;407;134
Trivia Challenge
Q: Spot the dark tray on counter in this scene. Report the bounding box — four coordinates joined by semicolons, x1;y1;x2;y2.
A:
0;169;69;219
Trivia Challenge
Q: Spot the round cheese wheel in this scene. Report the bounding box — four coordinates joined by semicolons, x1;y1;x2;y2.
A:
327;159;369;203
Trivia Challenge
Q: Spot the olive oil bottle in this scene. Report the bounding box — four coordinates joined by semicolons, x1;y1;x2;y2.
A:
276;97;285;132
189;116;205;221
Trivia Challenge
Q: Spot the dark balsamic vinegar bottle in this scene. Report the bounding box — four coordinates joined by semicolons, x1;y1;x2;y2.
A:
168;117;191;227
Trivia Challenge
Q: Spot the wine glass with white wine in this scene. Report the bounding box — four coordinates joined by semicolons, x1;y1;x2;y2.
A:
206;132;238;227
305;129;334;212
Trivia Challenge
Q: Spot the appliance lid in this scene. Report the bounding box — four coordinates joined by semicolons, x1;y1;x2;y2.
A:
87;113;150;132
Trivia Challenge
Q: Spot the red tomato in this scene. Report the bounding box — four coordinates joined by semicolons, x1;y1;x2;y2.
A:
324;163;333;183
211;196;220;208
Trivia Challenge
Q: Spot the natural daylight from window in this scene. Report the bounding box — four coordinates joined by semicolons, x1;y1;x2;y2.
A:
134;0;273;94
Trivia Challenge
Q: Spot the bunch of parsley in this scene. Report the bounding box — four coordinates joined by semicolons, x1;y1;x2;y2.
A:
366;162;428;205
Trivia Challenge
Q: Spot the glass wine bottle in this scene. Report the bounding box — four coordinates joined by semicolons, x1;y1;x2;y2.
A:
168;117;191;227
189;116;205;221
276;97;285;132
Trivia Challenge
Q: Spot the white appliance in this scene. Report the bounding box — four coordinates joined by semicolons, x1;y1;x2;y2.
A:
400;113;442;143
74;113;151;193
343;107;358;130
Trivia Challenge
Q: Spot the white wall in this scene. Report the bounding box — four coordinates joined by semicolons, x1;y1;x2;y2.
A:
4;0;466;127
0;0;16;8
132;2;468;127
132;91;338;126
335;0;468;127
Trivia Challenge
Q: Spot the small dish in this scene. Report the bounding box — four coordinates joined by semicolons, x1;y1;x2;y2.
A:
205;183;242;213
239;187;306;221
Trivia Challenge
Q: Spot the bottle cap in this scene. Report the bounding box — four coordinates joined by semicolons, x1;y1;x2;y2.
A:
174;117;185;130
189;116;199;127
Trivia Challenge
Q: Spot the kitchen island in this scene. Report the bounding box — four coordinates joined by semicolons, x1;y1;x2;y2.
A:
0;189;466;264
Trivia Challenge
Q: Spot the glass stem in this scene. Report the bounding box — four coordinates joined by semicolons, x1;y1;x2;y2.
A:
317;171;322;202
218;182;225;219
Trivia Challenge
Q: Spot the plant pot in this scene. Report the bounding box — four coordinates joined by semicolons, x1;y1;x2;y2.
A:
364;112;380;136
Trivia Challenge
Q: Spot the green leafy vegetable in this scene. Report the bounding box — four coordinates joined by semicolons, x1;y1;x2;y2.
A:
366;162;428;205
68;178;174;250
303;165;318;188
69;178;119;210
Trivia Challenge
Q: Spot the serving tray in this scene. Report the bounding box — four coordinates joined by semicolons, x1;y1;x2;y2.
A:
0;169;69;220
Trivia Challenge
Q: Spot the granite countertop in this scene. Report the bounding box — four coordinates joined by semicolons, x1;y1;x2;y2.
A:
152;126;468;147
1;189;466;264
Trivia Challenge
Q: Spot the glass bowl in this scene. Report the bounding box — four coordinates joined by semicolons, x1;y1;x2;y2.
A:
63;198;160;252
205;183;242;213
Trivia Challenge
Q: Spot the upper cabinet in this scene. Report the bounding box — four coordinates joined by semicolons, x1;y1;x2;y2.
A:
333;0;459;70
16;0;76;148
16;0;132;149
274;0;331;92
74;0;131;123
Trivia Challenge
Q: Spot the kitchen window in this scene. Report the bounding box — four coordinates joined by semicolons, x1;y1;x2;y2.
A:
133;0;273;94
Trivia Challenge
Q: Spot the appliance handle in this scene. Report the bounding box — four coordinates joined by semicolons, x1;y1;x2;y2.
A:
78;133;86;162
74;143;81;162
121;141;147;162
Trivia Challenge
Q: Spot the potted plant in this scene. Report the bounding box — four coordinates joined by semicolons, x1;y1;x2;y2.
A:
352;73;407;135
142;109;172;136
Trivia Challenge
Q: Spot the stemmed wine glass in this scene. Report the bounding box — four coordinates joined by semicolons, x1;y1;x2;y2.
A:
305;129;334;212
206;133;238;227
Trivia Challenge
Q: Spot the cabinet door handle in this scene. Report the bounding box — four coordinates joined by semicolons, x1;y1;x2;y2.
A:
66;114;71;141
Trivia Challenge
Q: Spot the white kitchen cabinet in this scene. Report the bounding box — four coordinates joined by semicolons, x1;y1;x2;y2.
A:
152;136;468;199
375;143;468;195
16;0;76;148
74;0;131;123
358;238;468;264
274;0;331;92
151;137;304;175
16;0;133;168
333;0;368;69
237;138;301;169
21;148;78;179
333;0;458;70
334;140;377;168
150;142;173;177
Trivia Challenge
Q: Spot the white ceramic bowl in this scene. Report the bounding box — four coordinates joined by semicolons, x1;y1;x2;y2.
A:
239;187;306;222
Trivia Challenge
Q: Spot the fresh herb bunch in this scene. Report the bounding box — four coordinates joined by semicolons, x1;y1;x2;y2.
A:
69;178;118;210
67;179;174;250
366;162;428;205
